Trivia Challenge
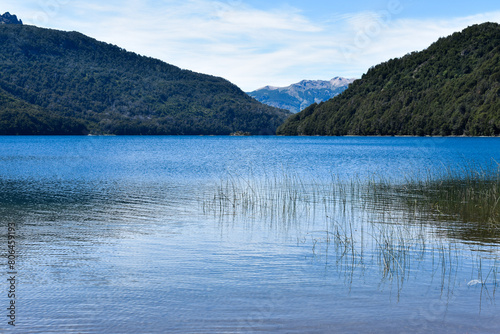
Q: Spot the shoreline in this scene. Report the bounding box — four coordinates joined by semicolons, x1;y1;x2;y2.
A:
0;133;498;138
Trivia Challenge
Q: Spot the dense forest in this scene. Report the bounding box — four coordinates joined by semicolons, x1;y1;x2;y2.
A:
0;87;86;134
277;22;500;136
0;22;289;135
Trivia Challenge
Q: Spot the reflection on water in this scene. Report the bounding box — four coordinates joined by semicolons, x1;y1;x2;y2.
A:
1;136;500;333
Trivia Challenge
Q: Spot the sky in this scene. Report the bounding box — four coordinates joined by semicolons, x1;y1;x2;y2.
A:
3;0;500;91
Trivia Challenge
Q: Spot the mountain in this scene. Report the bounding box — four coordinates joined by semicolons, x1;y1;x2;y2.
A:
0;12;22;25
277;23;500;136
247;77;355;113
0;86;87;135
0;19;290;135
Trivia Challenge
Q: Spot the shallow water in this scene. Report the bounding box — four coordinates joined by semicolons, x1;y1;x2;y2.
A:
1;136;499;333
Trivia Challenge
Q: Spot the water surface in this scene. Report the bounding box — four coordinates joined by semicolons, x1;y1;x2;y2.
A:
1;136;499;333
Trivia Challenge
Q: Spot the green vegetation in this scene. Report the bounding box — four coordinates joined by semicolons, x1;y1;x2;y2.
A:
387;162;500;243
0;24;290;135
277;23;500;136
204;165;500;238
0;87;86;134
202;165;500;297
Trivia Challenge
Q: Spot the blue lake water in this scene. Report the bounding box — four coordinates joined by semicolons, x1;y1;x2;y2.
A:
1;136;499;333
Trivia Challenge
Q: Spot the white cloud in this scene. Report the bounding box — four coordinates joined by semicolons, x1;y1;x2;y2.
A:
335;11;500;74
58;0;328;89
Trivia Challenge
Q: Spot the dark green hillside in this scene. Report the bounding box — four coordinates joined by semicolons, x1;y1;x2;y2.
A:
0;23;289;135
277;22;500;136
0;87;86;134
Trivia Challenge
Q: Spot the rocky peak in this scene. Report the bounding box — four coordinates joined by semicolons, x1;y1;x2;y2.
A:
248;77;357;113
330;76;355;88
1;12;23;25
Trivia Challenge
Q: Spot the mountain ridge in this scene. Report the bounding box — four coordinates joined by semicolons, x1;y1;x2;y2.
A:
248;77;355;113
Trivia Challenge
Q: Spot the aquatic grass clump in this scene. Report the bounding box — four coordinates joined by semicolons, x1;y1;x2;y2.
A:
203;162;500;245
361;161;500;245
202;170;355;227
203;171;307;222
201;163;500;300
416;163;499;223
390;162;500;243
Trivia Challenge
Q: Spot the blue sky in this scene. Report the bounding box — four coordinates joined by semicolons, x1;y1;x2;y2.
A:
3;0;500;90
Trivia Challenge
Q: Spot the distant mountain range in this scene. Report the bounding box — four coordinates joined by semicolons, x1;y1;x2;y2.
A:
247;77;356;113
0;13;289;135
278;22;500;136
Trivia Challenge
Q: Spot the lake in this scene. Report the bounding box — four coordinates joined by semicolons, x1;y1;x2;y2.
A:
1;136;499;333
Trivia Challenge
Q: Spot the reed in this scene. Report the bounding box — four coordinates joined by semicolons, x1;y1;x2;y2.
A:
203;170;345;227
201;163;500;298
406;161;500;225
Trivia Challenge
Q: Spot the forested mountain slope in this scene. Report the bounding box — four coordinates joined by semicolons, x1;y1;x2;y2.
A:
277;23;500;136
0;22;289;135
